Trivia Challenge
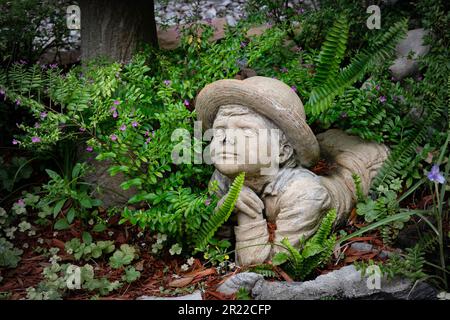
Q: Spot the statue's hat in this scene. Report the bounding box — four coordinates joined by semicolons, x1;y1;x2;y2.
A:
195;76;319;167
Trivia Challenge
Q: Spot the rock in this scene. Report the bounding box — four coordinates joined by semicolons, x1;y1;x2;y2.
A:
217;272;264;295
350;242;373;252
221;0;232;6
204;8;217;19
389;28;430;80
81;158;136;208
252;265;438;300
225;15;237;27
137;290;203;300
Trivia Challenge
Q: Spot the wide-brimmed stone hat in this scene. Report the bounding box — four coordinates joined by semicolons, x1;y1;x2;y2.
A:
195;76;320;168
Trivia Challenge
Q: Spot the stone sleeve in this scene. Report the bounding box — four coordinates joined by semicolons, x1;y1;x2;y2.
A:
272;176;332;256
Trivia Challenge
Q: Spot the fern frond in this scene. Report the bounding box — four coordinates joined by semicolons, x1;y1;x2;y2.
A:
249;264;277;278
371;101;445;190
194;172;245;250
310;209;336;246
313;15;349;87
306;18;408;116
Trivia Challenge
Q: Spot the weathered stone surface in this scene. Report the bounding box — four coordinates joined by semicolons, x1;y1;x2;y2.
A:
217;272;264;295
82;158;136;208
137;290;202;300
389;28;430;80
350;242;373;252
251;265;438;300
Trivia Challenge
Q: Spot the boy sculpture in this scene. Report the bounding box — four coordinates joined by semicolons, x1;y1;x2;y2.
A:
195;76;389;266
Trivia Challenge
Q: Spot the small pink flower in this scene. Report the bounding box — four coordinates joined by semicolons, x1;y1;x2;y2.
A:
132;121;138;127
34;122;40;128
110;134;117;141
280;67;288;73
184;99;190;107
145;131;150;136
145;137;151;144
113;100;120;105
375;85;380;91
113;111;118;118
15;99;21;106
79;127;86;132
204;198;211;206
120;124;127;131
12;139;19;145
379;96;387;103
86;146;93;152
17;199;25;207
31;136;41;143
291;85;297;92
40;112;47;119
163;80;171;86
110;106;117;112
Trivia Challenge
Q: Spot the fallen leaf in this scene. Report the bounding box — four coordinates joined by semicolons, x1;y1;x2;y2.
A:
168;276;194;288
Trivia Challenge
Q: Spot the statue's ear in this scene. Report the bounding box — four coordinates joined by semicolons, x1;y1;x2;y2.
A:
279;143;294;165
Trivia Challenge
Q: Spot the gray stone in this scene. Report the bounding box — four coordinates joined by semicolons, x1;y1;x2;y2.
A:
350;242;373;252
217;272;264;295
137;290;203;300
204;8;217;19
221;0;232;6
225;15;237;27
389;28;430;80
251;265;438;300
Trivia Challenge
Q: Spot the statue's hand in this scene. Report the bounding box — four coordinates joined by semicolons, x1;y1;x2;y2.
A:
234;185;264;219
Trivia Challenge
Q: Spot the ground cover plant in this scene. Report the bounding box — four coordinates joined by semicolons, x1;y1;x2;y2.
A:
0;0;448;300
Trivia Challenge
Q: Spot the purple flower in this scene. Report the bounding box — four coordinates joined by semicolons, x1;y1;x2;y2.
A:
379;96;387;103
297;8;305;14
12;139;19;145
163;80;171;86
113;111;118;118
417;75;423;81
145;137;152;144
113;100;120;105
34;122;40;128
204;198;211;206
17;199;25;207
240;41;247;48
145;131;150;136
184;99;190;107
110;106;117;112
49;63;58;69
120;124;127;131
375;85;380;91
291;85;297;92
110;134;117;141
15;99;21;106
340;112;348;119
280;67;288;73
0;89;5;96
86;146;93;152
427;165;445;184
79;127;86;132
31;136;41;143
132;121;138;128
40;112;47;119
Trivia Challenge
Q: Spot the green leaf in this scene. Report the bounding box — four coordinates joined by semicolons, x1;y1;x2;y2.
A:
79;197;92;208
92;223;107;233
95;152;116;161
120;178;142;190
66;207;76;224
272;252;289;266
82;232;93;245
71;163;82;179
54;218;70;230
53;199;67;218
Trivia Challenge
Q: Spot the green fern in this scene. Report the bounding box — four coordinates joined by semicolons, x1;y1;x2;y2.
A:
249;264;277;278
306;18;408;116
371;101;445;190
313;14;349;87
194;172;245;251
273;209;337;280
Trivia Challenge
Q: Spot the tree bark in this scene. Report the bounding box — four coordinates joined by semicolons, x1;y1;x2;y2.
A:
79;0;157;63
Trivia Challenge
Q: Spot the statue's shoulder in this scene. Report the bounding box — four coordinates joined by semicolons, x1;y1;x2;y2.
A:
264;167;323;197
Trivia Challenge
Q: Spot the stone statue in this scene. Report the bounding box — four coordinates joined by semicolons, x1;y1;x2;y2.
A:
195;76;389;266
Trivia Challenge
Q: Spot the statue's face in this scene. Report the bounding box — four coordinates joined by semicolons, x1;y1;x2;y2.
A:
210;105;280;177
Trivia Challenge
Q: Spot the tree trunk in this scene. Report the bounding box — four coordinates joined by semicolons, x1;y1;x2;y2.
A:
79;0;157;63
